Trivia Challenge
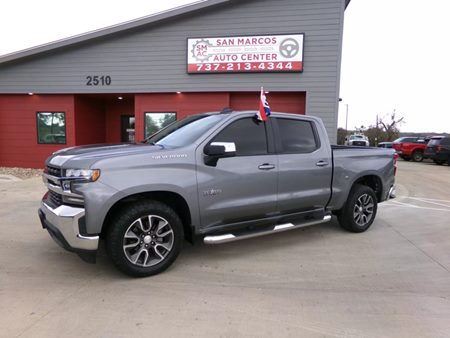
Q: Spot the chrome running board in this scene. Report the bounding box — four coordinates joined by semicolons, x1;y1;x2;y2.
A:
204;215;332;244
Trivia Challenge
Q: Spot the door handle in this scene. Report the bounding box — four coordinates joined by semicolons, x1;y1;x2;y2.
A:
316;161;329;167
258;163;276;170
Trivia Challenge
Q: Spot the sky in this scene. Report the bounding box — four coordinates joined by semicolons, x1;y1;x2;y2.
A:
1;0;449;133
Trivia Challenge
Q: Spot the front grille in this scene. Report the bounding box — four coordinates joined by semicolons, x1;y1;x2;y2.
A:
47;166;62;177
48;190;63;208
352;141;366;146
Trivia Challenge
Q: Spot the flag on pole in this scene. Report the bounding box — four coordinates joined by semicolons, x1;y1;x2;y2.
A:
256;87;271;121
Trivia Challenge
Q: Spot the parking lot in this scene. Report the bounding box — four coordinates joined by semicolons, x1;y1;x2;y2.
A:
1;160;449;338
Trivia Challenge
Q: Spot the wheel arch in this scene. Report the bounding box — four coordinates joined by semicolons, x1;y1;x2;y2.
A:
101;191;194;243
352;174;383;202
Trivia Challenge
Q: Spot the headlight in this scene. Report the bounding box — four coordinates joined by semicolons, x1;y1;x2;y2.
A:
64;169;101;182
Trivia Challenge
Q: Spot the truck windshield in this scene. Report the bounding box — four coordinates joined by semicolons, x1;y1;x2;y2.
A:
144;114;226;148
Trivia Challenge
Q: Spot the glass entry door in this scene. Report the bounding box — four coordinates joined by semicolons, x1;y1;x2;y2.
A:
121;115;135;142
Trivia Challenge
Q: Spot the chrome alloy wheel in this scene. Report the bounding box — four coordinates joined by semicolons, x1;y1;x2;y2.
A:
353;193;375;226
123;215;174;267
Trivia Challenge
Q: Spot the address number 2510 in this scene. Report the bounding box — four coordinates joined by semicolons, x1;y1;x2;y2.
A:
86;75;112;86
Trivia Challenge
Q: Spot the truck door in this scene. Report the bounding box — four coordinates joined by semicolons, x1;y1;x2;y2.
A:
273;117;332;213
196;116;278;229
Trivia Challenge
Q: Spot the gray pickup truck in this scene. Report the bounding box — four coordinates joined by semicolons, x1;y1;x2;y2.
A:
39;111;397;277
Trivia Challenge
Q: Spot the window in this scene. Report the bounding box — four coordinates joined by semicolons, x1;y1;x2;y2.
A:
37;112;66;144
145;112;177;138
276;118;319;153
212;117;268;156
441;138;450;145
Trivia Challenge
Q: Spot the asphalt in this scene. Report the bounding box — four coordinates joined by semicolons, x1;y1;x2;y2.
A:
1;160;449;338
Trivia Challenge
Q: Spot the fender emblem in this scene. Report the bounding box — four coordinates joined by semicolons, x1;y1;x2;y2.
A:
203;189;222;196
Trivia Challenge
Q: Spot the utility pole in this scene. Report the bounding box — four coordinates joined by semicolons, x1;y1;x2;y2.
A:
345;104;348;134
375;114;379;146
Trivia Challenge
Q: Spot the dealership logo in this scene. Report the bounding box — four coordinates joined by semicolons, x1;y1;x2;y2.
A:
279;38;300;58
192;39;212;62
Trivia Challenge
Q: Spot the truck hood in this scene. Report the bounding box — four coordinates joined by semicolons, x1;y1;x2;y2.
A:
47;143;166;167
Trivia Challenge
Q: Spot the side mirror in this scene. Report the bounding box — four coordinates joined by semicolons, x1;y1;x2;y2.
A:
204;142;236;166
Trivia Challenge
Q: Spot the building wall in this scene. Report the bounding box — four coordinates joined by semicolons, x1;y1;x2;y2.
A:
0;95;74;168
105;99;134;143
0;0;345;142
134;92;305;141
74;96;106;144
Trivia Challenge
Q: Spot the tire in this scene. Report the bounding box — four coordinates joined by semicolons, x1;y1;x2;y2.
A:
106;200;184;277
434;160;445;165
338;185;378;233
412;150;424;162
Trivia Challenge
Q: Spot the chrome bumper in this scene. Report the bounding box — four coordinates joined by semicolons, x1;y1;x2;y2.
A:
39;201;99;252
388;185;396;199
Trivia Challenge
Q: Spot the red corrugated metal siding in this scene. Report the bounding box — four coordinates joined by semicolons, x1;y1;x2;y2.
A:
230;92;306;114
135;93;230;142
74;96;106;145
0;94;74;168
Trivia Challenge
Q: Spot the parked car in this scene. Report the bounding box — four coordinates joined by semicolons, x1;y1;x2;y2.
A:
38;111;397;277
377;142;393;148
344;134;370;146
424;136;450;165
392;136;431;162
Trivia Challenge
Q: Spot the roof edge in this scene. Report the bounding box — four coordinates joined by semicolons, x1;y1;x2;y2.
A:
0;0;231;65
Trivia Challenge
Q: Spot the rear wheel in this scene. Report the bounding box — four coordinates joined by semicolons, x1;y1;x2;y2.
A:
412;150;424;162
106;201;184;277
338;185;377;233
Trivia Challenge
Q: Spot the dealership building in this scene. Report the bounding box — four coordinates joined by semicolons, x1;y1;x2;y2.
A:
0;0;349;168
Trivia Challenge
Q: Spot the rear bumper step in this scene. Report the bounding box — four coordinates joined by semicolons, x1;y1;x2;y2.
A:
204;215;332;244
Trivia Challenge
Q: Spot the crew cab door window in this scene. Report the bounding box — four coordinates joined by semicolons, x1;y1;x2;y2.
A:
211;117;268;155
196;117;277;229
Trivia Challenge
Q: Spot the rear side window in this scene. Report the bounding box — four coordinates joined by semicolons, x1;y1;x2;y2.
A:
276;118;319;153
441;138;450;145
428;138;442;146
212;117;268;156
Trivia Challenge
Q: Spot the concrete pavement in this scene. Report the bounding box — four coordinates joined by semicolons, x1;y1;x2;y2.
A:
1;161;449;337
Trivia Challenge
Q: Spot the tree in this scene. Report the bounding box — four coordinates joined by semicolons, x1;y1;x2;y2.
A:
337;128;347;145
377;110;404;142
363;111;405;145
159;113;176;129
145;115;159;138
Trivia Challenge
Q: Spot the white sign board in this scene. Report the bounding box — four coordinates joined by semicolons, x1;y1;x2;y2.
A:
187;34;304;73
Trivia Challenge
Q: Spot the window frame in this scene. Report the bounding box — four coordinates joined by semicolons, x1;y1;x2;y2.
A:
36;111;67;145
272;117;321;154
144;112;177;139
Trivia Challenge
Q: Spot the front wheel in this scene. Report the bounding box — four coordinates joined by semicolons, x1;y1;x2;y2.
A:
412;150;424;162
106;201;184;277
338;185;378;233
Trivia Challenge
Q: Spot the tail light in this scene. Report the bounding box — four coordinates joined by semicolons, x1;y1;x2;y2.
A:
393;153;398;176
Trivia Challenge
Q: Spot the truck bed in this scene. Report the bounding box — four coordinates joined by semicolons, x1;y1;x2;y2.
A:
327;145;396;211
